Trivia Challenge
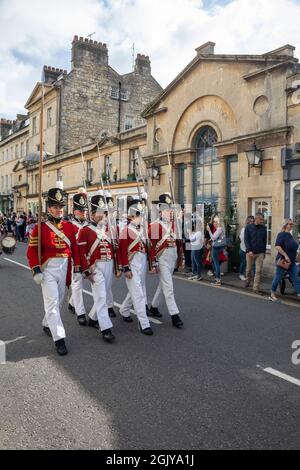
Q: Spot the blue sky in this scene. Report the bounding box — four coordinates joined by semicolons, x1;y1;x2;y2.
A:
0;0;300;119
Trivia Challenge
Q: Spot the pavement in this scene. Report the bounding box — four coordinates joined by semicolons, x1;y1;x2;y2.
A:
0;243;300;450
175;268;299;304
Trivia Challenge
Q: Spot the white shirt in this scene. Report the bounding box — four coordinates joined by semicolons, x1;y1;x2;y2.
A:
239;227;246;252
189;231;204;251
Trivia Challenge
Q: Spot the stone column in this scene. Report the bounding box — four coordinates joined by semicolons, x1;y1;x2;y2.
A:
185;163;194;206
218;157;227;217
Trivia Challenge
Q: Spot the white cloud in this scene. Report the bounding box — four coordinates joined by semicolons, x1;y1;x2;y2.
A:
0;0;300;119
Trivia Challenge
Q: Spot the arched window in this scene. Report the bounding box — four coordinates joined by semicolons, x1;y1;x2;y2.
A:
194;126;219;209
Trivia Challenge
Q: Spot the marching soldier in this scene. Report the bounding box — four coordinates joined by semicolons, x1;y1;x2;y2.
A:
119;197;156;335
149;193;184;328
27;185;81;356
87;191;118;326
68;188;89;326
77;194;119;343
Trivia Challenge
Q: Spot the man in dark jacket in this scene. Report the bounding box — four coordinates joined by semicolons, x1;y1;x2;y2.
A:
244;212;267;294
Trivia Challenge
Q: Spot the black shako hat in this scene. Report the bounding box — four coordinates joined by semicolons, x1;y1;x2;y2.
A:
73;192;88;211
127;196;144;217
158;193;172;210
47;187;66;207
91;194;107;213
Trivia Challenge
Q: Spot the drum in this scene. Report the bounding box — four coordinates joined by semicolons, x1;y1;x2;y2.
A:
1;236;16;255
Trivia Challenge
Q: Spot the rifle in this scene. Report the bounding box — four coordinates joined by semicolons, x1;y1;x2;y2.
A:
38;84;45;265
166;149;184;268
80;148;92;222
134;154;152;271
99;174;121;278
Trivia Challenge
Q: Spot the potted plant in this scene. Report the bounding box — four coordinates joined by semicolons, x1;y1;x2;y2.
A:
127;173;136;182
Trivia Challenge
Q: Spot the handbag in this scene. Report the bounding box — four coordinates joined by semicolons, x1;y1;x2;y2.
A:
276;258;291;271
212;231;228;249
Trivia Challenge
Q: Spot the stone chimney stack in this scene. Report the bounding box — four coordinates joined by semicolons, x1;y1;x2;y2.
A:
43;65;67;84
0;118;13;140
195;41;216;56
71;35;108;68
135;54;151;75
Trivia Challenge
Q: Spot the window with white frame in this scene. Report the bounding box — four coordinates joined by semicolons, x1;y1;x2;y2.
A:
87;160;93;183
125;116;134;131
110;86;119;99
252;198;272;249
57;168;63;182
120;90;128;101
33;117;37;136
129;148;139;175
47;107;52;128
105;155;112;179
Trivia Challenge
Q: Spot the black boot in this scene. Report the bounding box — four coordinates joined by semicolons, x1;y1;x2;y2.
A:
55;339;68;356
149;306;163;318
123;316;134;323
108;307;117;318
102;329;115;343
68;303;75;314
139;323;154;336
172;314;184;329
88;318;99;329
43;326;52;338
77;314;87;326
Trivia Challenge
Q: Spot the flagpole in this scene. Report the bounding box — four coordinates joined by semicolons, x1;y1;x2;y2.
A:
38;83;45;265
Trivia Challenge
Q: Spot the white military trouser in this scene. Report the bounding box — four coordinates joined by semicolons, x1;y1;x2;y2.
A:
151;247;179;316
88;263;114;320
69;273;86;316
90;260;113;332
120;257;148;317
41;258;68;342
120;252;150;330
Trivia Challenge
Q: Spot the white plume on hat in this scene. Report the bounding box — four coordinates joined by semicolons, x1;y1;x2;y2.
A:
96;190;104;196
78;187;87;195
104;190;112;198
141;192;148;200
56;181;64;190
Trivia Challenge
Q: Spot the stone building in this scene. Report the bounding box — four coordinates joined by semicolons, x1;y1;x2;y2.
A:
13;125;148;215
10;35;162;214
0;116;29;213
142;42;300;272
24;36;162;158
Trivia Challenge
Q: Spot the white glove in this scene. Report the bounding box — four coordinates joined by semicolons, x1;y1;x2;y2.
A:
73;273;82;282
33;273;44;285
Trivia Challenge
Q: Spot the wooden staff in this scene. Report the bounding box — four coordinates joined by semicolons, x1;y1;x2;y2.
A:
38;84;45;265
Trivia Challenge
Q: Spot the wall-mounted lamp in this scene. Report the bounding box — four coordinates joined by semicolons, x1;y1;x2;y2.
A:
151;161;160;186
246;144;263;175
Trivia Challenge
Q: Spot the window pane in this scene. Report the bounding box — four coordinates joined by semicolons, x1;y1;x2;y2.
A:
211;163;219;184
203;166;212;184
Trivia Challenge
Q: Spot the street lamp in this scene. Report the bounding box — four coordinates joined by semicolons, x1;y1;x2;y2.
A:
245;144;263;175
151;161;160;186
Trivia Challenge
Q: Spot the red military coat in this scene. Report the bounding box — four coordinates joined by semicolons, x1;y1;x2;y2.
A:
27;220;81;287
119;222;154;271
149;219;179;260
77;222;120;274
